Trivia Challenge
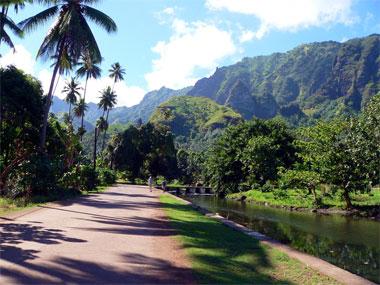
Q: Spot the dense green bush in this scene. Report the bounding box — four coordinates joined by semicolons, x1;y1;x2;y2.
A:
97;168;116;185
79;165;99;191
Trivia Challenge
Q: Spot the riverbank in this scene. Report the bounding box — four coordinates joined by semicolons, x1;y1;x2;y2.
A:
159;194;340;284
228;188;380;219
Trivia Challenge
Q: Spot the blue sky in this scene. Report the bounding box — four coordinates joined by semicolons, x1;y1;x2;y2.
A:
1;0;379;107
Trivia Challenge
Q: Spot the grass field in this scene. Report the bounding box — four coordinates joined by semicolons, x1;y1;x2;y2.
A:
159;194;339;284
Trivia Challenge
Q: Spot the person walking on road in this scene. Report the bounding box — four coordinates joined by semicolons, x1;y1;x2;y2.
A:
148;176;153;192
162;179;167;192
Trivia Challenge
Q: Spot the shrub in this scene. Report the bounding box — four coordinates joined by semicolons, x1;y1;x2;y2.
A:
79;165;99;191
260;182;274;193
97;168;116;185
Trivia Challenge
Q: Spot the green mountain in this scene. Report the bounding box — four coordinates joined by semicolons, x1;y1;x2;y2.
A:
149;96;242;150
187;34;379;125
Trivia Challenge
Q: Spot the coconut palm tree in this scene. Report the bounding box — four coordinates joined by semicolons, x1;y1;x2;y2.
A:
109;62;125;92
62;77;81;120
76;55;101;133
19;0;117;152
0;0;27;51
72;98;88;139
93;116;107;169
50;51;77;95
98;86;117;151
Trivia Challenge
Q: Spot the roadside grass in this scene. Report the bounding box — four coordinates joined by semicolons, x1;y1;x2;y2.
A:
0;185;111;216
229;188;380;210
159;194;339;284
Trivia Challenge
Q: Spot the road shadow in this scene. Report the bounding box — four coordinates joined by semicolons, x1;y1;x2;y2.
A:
1;254;195;284
0;222;86;265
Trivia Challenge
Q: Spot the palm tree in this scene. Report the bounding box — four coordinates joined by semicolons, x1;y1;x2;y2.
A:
62;77;81;120
50;51;77;95
76;55;101;133
72;98;88;139
19;0;117;152
0;0;26;51
98;86;117;151
109;62;125;92
94;116;107;169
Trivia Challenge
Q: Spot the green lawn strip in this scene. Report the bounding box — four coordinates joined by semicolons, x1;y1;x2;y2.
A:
0;185;112;216
229;189;380;210
159;195;338;285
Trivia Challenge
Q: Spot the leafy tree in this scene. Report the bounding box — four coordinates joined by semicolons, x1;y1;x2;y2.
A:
0;66;43;193
297;118;375;209
93;116;107;169
98;86;117;151
206;119;297;196
62;77;81;119
19;0;117;152
110;123;177;182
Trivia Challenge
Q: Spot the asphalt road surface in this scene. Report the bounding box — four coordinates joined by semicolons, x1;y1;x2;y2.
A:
0;184;195;284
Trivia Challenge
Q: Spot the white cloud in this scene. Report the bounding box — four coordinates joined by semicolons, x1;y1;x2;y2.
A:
145;19;237;90
206;0;357;39
341;37;348;43
239;29;255;43
0;45;35;75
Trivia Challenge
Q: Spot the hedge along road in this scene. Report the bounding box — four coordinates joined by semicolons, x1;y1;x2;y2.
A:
0;185;195;284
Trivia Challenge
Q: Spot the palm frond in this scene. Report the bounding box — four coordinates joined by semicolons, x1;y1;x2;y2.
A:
18;5;59;32
82;5;117;33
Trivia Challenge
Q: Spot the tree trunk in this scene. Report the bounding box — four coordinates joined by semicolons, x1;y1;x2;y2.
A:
311;185;317;202
102;109;110;151
68;102;72;120
40;41;65;152
80;74;89;142
343;188;353;209
93;127;97;170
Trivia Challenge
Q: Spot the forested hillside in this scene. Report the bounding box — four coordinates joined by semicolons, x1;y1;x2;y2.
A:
187;34;379;126
52;34;379;129
149;96;242;150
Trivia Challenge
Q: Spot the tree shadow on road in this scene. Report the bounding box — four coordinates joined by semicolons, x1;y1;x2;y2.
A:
1;254;195;284
0;222;86;265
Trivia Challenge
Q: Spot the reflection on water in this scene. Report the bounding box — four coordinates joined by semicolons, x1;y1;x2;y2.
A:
184;196;380;283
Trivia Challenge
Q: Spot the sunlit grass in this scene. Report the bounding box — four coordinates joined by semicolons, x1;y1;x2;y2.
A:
159;194;338;284
229;188;380;210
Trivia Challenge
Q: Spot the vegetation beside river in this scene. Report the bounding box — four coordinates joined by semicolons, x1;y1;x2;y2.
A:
229;188;380;218
159;195;339;284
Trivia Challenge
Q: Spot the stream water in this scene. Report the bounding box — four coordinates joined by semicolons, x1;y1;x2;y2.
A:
184;195;380;283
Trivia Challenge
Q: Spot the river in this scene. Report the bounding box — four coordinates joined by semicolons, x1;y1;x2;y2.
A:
183;195;380;283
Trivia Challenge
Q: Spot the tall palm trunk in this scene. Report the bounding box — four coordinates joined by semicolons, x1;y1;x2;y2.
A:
93;127;97;169
41;39;65;152
80;73;89;141
102;109;110;151
68;102;72;119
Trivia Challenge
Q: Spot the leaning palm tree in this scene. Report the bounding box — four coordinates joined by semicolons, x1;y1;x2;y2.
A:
109;62;125;92
76;54;101;133
62;77;81;119
50;51;77;95
72;98;88;140
19;0;117;152
98;86;117;151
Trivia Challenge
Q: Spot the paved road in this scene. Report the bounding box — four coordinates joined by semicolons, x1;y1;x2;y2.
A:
0;185;195;284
